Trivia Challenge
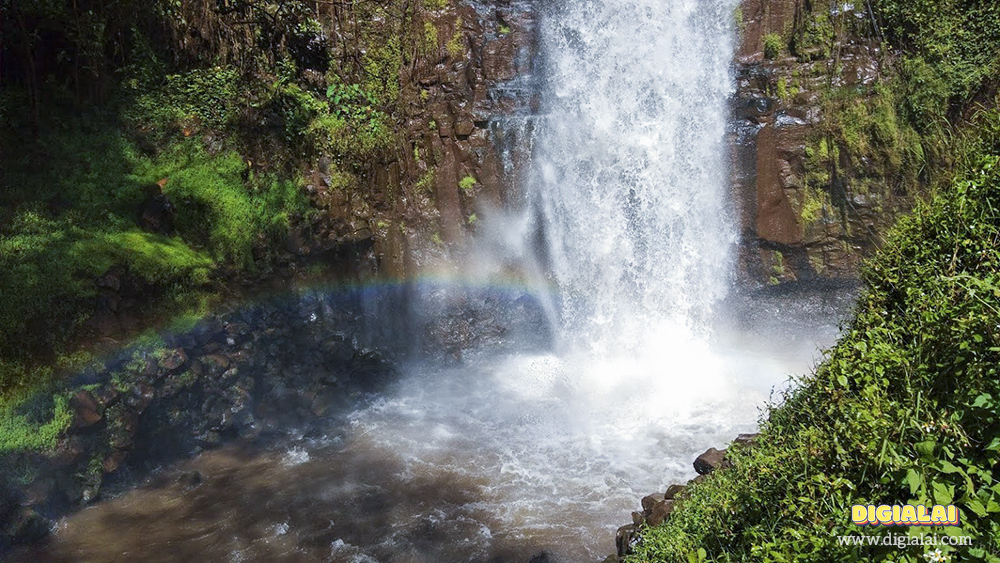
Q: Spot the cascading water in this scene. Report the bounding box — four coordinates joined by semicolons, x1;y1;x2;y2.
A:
529;0;737;346
15;1;853;562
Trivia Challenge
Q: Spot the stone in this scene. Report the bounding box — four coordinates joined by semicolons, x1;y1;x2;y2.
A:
615;524;637;557
694;447;727;475
647;499;675;527
70;390;102;429
103;451;127;474
664;483;686;500
631;511;644;525
601;556;621;563
138;183;176;234
158;348;188;371
10;508;50;545
177;471;202;488
455;120;475;137
734;433;759;447
641;492;664;513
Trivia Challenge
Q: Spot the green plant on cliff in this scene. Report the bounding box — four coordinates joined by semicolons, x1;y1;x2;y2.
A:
763;33;784;60
459;175;478;193
447;18;466;58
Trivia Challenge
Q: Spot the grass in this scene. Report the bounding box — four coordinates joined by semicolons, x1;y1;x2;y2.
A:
0;109;309;386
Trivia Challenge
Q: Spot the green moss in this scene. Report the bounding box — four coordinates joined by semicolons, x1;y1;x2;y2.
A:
416;169;436;195
447;18;465;58
423;0;448;10
423;21;439;56
763;33;784;60
799;185;828;228
0;391;73;453
459;175;477;193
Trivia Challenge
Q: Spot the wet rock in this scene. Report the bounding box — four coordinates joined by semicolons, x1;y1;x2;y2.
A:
158;348;188;371
103;451;127;473
647;499;675;527
8;508;50;545
51;437;87;468
601;556;621;563
734;433;759;447
528;553;552;563
631;511;644;525
455;119;475;137
70;390;103;429
641;492;664;513
664;483;686;500
616;524;637;557
138;182;176;235
694;447;727;475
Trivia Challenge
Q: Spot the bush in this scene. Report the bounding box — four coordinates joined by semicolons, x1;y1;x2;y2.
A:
763;33;784;60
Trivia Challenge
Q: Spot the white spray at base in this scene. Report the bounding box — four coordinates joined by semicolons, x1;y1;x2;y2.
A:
339;0;837;560
335;0;833;560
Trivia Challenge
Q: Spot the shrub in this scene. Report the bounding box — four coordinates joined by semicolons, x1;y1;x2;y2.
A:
763;33;784;60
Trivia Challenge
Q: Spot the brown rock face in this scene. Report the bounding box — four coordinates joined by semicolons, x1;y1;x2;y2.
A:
647;499;675;527
730;0;914;284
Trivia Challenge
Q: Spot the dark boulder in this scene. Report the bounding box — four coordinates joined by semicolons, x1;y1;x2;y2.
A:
693;447;727;475
138;180;176;234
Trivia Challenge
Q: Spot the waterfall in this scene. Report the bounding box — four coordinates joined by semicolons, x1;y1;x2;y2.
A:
528;0;738;348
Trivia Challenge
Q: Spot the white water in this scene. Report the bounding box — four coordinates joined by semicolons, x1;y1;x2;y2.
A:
529;0;738;346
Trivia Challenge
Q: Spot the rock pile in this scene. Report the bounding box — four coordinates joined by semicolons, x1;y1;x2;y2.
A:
603;433;759;562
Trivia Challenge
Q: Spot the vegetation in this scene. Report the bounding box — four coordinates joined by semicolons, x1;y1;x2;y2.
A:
763;33;784;60
0;0;436;396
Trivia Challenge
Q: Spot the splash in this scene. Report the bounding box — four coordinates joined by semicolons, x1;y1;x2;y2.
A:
527;0;738;348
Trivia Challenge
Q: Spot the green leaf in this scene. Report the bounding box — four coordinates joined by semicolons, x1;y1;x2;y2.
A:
966;498;988;517
915;440;937;461
905;468;923;495
973;393;993;408
931;481;954;505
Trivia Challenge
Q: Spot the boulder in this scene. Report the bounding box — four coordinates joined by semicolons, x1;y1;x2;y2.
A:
9;508;50;545
641;492;664;513
664;483;686;500
694;447;727;475
647;499;675;527
158;348;188;371
70;390;103;429
615;524;637;557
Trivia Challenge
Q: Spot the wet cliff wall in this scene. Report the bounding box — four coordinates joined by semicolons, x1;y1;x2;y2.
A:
303;0;537;279
730;0;923;285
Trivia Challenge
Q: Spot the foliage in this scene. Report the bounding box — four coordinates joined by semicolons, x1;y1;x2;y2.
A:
763;33;784;60
0;116;307;376
0;391;73;453
873;0;1000;124
459;175;477;193
628;143;1000;562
